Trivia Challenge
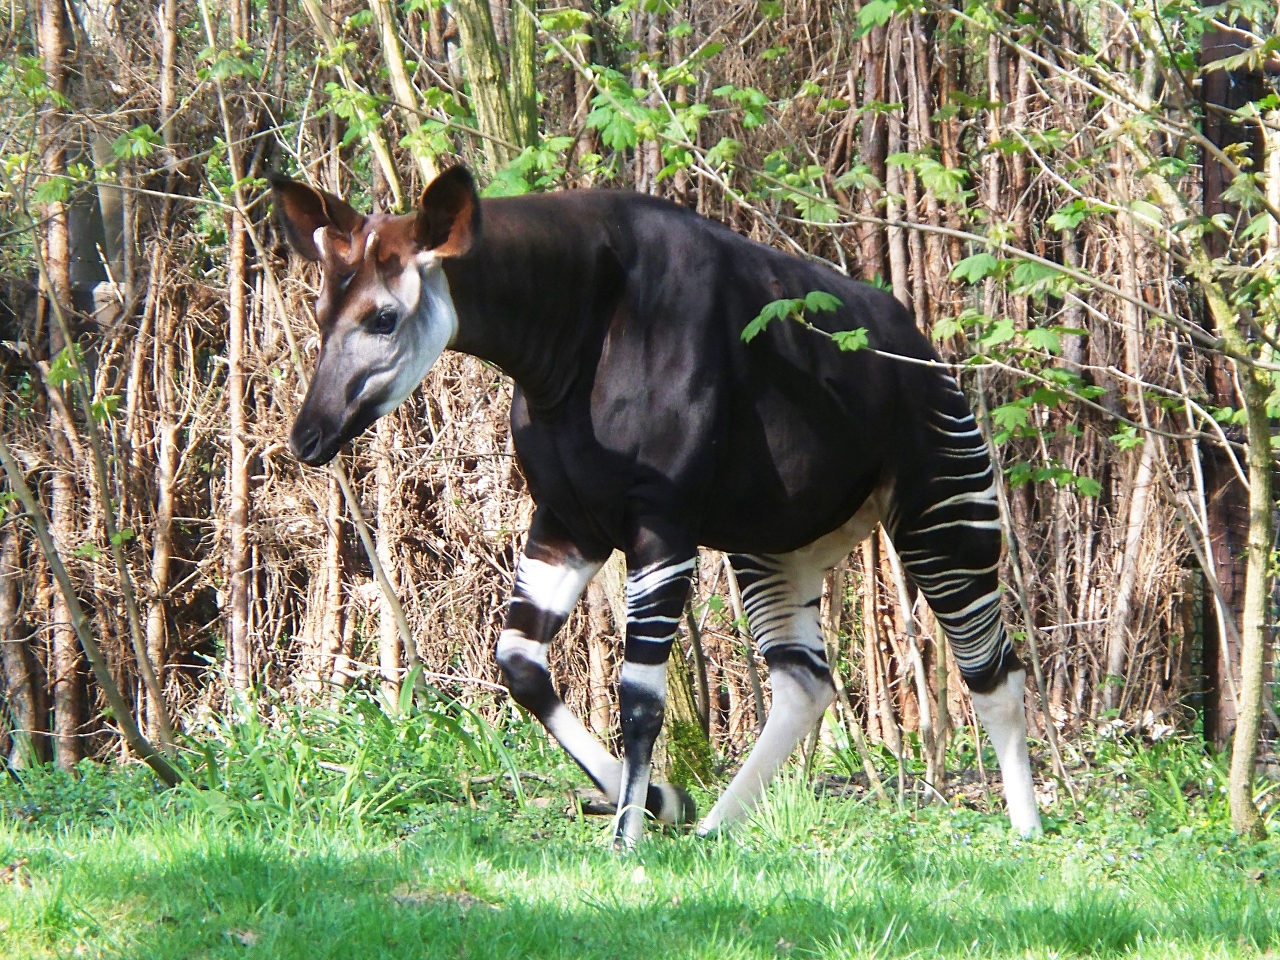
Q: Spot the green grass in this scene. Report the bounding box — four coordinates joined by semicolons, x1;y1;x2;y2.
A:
1;699;1278;958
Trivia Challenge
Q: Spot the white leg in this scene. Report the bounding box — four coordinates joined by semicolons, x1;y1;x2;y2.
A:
697;546;848;836
970;668;1042;837
697;668;834;834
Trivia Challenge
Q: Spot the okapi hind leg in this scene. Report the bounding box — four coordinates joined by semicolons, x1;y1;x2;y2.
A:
969;668;1040;836
697;550;838;836
888;388;1043;836
495;519;688;826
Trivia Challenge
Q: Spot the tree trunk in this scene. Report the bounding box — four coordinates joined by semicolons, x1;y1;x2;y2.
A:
857;23;888;282
0;523;47;767
585;579;614;737
225;209;252;693
509;0;539;148
1227;361;1271;840
861;537;901;756
146;406;178;738
375;418;402;703
368;0;440;186
133;249;177;743
1103;442;1155;713
453;0;520;168
39;0;84;770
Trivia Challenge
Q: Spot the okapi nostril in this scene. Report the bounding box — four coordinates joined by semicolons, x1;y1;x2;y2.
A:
289;423;323;462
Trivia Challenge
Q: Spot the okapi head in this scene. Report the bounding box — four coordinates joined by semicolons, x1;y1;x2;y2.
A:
269;166;481;466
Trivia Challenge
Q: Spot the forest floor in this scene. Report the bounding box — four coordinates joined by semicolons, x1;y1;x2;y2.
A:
1;701;1278;959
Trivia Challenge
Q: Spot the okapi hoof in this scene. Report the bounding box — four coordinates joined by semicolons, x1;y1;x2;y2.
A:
649;782;697;825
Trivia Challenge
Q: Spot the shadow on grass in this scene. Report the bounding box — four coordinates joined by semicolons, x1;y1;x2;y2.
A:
15;812;1274;960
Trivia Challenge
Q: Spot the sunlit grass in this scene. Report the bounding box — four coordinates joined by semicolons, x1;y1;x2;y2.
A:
0;703;1277;959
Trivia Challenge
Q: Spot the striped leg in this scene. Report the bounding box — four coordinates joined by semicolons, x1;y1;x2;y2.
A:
697;544;840;835
614;554;699;848
495;511;692;829
889;379;1042;836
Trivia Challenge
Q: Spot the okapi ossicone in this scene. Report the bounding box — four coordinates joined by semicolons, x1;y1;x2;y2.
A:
269;165;1042;845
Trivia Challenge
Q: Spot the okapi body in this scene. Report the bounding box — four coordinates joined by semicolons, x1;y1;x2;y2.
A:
270;166;1042;845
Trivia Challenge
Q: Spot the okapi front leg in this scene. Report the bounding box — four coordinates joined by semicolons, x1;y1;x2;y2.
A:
495;512;692;826
614;555;698;848
494;541;621;795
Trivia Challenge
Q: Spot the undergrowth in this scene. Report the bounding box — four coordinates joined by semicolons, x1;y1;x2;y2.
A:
0;695;1277;959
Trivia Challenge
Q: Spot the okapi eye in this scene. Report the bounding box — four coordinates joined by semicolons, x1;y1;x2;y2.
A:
369;309;398;335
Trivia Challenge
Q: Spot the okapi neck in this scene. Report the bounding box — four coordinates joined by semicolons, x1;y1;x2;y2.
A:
441;202;615;413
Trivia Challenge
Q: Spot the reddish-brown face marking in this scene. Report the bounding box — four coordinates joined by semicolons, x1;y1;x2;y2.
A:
312;214;420;338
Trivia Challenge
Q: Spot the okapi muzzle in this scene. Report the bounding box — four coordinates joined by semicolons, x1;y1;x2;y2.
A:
268;166;480;466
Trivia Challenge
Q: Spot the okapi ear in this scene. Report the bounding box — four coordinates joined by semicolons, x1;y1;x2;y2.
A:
414;165;480;258
268;172;365;262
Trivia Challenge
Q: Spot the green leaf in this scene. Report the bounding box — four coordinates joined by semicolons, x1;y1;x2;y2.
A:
1006;461;1033;488
1129;199;1164;227
1012;261;1061;287
586;103;637;151
112;124;163;160
47;346;81;387
915;159;969;203
791;192;838;223
1109;425;1144;451
1046;199;1092;232
980;318;1016;347
950;253;1000;284
832;328;868;352
1011;261;1070;301
858;0;896;29
991;402;1029;431
1074;476;1102;497
804;291;843;313
1022;327;1062;354
741;299;800;343
705;137;741;168
540;8;591;31
90;395;121;423
932;315;965;341
32;176;72;206
833;164;880;192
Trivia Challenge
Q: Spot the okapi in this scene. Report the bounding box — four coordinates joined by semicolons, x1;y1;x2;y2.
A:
269;165;1042;846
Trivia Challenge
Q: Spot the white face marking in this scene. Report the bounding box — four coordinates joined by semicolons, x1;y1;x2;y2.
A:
353;254;459;418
